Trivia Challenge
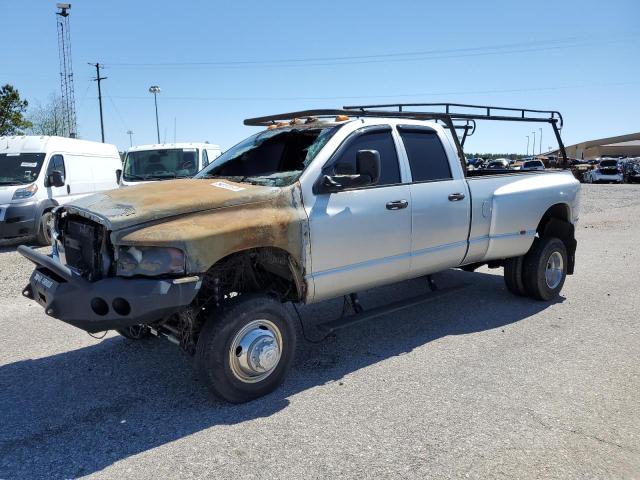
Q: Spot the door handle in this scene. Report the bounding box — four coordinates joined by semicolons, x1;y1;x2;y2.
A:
448;192;465;201
386;200;409;210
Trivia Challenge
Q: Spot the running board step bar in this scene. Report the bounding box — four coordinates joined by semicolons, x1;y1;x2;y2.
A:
312;283;469;338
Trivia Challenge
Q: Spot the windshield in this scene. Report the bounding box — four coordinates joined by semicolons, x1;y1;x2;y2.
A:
196;125;339;187
123;148;200;181
599;160;618;168
524;160;542;167
0;153;46;186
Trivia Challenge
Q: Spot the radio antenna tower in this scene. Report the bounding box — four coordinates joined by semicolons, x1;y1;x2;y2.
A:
56;3;77;138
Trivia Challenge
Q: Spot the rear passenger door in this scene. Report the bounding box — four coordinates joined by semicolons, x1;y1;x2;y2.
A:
307;126;412;301
397;125;470;276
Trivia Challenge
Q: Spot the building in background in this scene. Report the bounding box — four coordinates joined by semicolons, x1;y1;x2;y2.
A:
549;132;640;160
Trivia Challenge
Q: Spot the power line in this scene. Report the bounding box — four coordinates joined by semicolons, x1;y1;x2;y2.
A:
106;80;640;102
102;33;637;69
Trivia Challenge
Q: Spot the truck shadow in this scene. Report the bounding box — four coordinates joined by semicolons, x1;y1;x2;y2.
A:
0;237;40;253
0;269;563;478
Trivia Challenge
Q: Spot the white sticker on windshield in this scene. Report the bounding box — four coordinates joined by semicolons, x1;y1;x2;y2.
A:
21;162;38;167
183;148;197;152
211;181;245;192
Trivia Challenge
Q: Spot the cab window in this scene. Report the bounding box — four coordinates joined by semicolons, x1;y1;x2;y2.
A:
398;128;452;182
46;154;66;185
328;129;400;186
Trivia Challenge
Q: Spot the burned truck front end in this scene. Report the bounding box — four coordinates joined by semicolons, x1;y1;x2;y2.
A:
20;207;201;333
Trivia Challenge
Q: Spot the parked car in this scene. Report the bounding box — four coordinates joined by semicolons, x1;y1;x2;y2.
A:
0;135;121;244
622;158;640;183
121;143;221;186
19;104;580;403
485;158;510;169
521;159;545;171
583;158;623;183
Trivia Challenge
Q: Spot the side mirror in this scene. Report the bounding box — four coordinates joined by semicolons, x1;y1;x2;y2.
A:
318;150;381;193
356;149;381;184
116;169;122;184
48;170;65;188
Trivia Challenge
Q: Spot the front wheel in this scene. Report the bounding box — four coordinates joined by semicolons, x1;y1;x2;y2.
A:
36;211;53;246
196;295;297;403
522;237;567;301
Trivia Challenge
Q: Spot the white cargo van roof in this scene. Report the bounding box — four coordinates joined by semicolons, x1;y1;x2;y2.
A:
0;136;119;156
127;142;220;153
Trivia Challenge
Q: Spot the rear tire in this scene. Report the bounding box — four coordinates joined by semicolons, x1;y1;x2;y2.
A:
36;211;53;246
196;294;297;403
522;237;567;301
504;256;526;296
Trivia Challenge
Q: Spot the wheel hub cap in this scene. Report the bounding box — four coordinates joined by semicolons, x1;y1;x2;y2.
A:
230;320;282;383
545;251;564;289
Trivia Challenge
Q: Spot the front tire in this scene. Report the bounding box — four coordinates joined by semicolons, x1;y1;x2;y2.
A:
36;211;53;246
196;295;297;403
522;237;567;301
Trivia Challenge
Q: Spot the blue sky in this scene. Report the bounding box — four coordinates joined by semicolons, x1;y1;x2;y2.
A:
3;0;639;153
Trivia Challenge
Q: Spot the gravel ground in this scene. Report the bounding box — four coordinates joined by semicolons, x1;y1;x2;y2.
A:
0;184;639;479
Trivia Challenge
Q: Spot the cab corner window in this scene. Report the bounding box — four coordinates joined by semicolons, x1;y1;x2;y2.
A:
329;130;400;186
399;130;452;182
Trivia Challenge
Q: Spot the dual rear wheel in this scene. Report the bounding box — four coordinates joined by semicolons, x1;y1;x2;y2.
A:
504;236;567;300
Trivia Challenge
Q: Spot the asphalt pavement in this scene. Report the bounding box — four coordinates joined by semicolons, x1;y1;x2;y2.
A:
0;184;638;479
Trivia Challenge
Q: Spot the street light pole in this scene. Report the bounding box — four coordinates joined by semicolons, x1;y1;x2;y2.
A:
539;128;543;155
532;131;536;158
149;85;161;143
526;136;530;156
126;130;134;147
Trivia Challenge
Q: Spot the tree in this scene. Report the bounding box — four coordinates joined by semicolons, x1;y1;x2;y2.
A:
0;84;32;135
28;94;66;136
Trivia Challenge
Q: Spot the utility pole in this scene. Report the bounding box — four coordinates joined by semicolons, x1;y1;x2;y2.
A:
539;128;543;155
526;136;530;156
126;130;134;147
531;131;536;158
89;62;107;142
149;85;161;143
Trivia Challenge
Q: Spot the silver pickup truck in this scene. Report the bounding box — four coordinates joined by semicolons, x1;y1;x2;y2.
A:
19;103;580;403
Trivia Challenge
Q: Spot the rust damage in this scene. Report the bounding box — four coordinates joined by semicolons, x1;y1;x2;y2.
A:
110;180;310;299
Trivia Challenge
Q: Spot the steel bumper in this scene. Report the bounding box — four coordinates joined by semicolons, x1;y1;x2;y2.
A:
18;245;201;333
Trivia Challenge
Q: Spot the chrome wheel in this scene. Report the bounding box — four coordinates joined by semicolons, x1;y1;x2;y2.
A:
545;251;564;289
229;319;283;383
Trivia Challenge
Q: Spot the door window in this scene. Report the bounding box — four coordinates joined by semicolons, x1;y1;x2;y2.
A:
398;128;452;182
329;129;400;186
46;154;66;185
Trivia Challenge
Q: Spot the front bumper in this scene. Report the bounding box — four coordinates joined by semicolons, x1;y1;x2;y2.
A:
18;245;201;333
0;202;37;239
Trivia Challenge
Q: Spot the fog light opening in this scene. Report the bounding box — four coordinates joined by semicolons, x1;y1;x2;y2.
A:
91;297;109;316
112;297;131;316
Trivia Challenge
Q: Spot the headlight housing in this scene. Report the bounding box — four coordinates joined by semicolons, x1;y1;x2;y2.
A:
116;246;185;277
12;183;38;200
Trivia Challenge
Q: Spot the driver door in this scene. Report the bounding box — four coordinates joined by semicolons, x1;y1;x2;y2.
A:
44;154;68;204
307;126;411;302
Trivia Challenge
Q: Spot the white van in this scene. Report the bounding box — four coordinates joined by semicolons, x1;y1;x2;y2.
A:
121;142;221;186
0;136;122;244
